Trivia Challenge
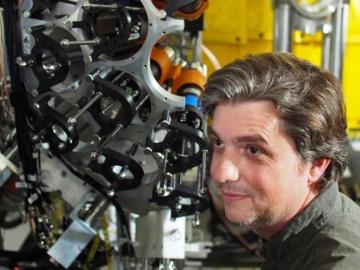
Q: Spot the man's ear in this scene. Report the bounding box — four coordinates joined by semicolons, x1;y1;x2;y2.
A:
308;158;331;184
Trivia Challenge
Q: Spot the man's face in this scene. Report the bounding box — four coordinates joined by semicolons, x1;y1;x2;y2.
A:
210;101;314;237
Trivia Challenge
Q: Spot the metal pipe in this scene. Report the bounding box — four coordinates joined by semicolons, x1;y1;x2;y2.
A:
101;100;118;114
60;0;78;5
273;0;292;52
6;145;18;159
124;6;145;11
82;1;118;10
322;32;332;70
68;92;102;125
135;94;149;111
61;38;100;48
329;0;349;82
198;149;207;194
92;124;124;158
111;71;125;84
193;31;203;62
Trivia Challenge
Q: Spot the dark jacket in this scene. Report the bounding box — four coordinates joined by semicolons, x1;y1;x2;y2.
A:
261;182;360;270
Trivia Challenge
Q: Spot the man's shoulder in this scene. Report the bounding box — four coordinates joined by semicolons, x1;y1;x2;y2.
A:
306;194;360;269
308;229;360;270
339;192;360;215
261;190;360;270
315;192;360;241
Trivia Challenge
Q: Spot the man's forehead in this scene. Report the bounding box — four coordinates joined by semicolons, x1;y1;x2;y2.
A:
210;101;282;141
210;127;273;146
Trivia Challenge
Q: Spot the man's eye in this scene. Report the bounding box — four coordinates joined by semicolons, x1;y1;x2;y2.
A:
247;145;261;156
213;139;224;147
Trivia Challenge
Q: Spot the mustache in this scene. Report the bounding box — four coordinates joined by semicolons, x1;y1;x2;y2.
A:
218;182;252;196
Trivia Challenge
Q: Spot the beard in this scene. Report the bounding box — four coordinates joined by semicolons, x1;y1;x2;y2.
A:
218;181;274;230
223;198;295;238
215;180;301;238
224;204;274;229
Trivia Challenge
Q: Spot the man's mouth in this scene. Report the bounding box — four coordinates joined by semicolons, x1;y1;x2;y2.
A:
220;190;250;202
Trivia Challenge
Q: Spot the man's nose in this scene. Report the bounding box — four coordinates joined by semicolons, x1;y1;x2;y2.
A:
210;152;239;183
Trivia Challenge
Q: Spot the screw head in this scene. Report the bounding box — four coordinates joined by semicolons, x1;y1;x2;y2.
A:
192;213;200;227
31;89;38;98
90;151;99;160
199;187;207;195
96;154;106;164
192;118;201;128
180;113;187;122
144;147;152;154
65;21;73;29
23;10;31;18
67;117;76;126
157;187;165;196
